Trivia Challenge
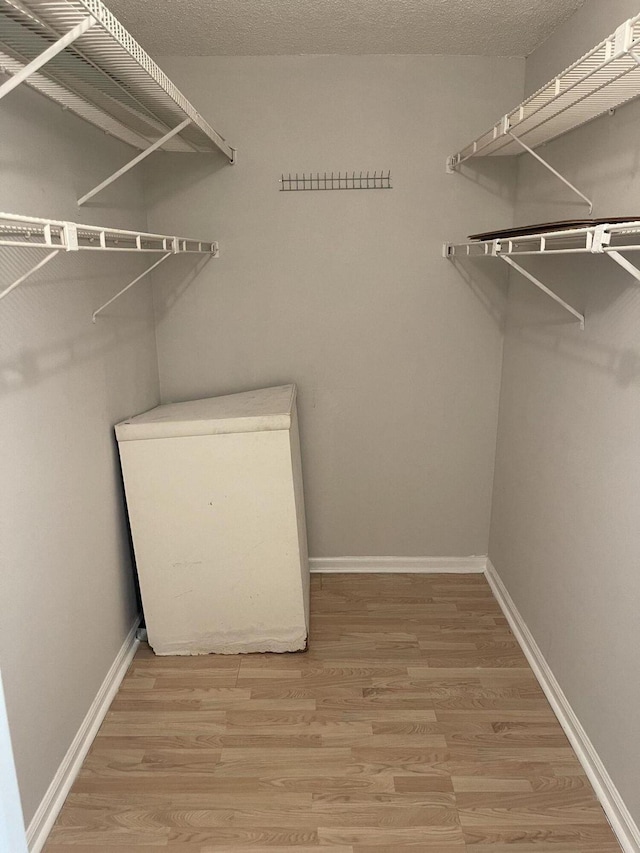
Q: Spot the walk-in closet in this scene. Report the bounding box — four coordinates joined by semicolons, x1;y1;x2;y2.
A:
1;1;639;851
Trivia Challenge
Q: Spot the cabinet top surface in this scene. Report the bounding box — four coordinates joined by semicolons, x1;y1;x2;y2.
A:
115;385;297;441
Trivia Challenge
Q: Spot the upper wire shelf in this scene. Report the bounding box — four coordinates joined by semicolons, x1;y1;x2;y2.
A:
0;0;236;202
280;171;392;191
0;211;218;320
448;13;640;171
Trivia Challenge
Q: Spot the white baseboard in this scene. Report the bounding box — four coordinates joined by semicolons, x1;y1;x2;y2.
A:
485;560;640;853
27;615;141;853
310;556;487;574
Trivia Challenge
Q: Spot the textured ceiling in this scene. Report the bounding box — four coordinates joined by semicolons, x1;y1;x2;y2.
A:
106;0;587;57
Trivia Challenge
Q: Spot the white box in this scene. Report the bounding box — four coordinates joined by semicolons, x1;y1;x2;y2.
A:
115;385;309;655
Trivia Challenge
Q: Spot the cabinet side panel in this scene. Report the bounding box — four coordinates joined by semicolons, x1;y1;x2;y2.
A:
117;430;307;654
289;404;310;633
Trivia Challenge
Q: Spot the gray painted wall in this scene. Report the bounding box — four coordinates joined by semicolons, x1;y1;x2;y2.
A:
0;84;160;824
144;54;523;558
489;0;640;826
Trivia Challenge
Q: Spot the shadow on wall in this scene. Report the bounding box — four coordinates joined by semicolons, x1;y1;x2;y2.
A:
0;248;161;395
505;254;640;389
448;257;509;330
151;254;215;321
0;320;150;396
510;320;640;389
141;150;231;209
0;245;218;395
451;157;520;208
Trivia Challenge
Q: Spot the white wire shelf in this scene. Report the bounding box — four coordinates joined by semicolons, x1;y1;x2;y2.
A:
448;13;640;172
444;220;640;330
0;0;235;201
0;211;218;320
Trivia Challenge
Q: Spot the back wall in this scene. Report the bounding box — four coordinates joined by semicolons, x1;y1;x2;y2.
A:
144;54;523;558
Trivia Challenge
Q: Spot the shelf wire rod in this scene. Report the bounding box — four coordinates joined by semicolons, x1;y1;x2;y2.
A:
607;250;640;282
0;15;96;102
0;249;59;302
78;119;192;206
92;251;171;322
5;0;174;137
506;131;593;213
501;254;585;329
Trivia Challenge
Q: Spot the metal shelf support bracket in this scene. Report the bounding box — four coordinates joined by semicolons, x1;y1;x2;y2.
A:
0;249;59;302
500;254;585;329
591;222;640;282
506;131;593;213
0;16;96;102
446;155;460;174
608;250;640;282
92;251;172;322
78;119;192;206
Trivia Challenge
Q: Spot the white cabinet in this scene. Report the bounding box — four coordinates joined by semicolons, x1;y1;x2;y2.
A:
115;385;309;655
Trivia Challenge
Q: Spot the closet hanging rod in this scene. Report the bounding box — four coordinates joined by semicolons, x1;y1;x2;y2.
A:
447;13;640;170
0;211;218;317
444;220;640;330
0;0;236;203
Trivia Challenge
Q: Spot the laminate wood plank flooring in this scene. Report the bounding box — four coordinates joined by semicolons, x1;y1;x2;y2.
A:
44;574;621;851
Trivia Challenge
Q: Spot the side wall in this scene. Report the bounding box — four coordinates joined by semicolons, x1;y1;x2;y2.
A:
0;83;160;825
489;0;640;828
145;54;523;558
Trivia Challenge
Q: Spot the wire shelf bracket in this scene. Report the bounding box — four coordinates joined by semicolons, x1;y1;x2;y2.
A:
0;0;236;202
78;118;191;205
92;250;171;321
0;14;96;101
0;211;218;319
506;130;593;213
607;249;640;281
501;254;585;329
591;223;640;282
0;248;59;302
444;219;640;331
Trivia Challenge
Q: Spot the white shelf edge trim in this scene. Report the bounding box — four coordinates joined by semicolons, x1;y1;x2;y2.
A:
486;561;640;853
444;219;640;330
27;615;141;853
0;211;219;318
309;556;487;574
448;13;640;169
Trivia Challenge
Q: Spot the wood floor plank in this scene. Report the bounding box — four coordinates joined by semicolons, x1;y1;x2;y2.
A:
43;574;620;851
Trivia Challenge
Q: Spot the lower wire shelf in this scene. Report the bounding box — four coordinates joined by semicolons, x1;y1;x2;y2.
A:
444;219;640;330
0;211;218;321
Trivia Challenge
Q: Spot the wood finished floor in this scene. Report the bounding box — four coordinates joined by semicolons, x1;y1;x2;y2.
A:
45;573;621;852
